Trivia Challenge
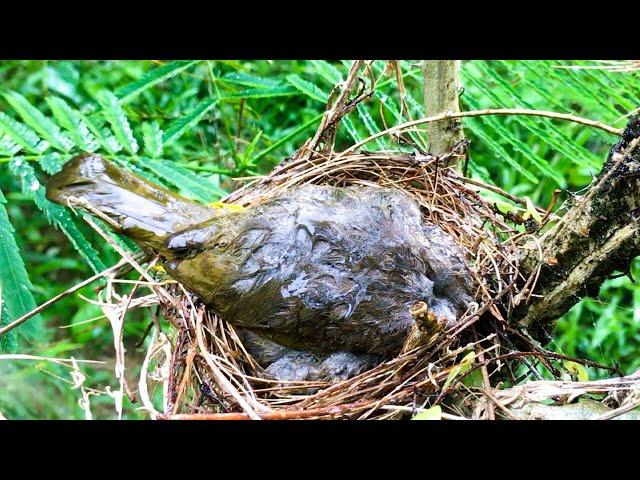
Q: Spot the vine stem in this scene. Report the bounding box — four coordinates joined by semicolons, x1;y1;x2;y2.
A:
0;255;141;337
336;108;622;157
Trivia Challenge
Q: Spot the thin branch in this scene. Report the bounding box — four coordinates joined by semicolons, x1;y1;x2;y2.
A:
0;354;106;366
296;60;366;161
0;255;140;337
337;108;622;157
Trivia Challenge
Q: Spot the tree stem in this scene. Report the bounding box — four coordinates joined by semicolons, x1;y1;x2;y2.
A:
422;60;464;156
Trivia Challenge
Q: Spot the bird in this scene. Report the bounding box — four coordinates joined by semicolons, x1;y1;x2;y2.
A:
46;154;474;384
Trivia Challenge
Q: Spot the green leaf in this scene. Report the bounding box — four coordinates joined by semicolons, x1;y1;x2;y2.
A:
412;405;442;420
37;152;65;175
3;91;74;152
461;368;485;389
137;157;224;203
251;113;323;164
462;92;565;185
374;93;429;152
524;196;543;223
82;113;122;154
162;98;218;146
116;60;199;104
45;96;99;152
0;296;16;352
0;111;49;154
95;90;138;154
356;104;387;150
563;360;590;382
465;121;539;184
0;188;41;350
223;86;298;100
220;72;282;89
240;130;262;168
0;134;22;156
442;351;476;392
9;158;106;274
310;60;343;85
42;65;82;104
141;121;163;158
469;62;599;171
342;116;362;143
286;74;328;103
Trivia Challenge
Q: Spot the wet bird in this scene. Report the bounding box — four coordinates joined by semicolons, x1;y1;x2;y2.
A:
46;154;474;384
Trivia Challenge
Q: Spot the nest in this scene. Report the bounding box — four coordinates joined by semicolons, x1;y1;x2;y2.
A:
97;65;625;420
86;133;627;420
132;143;543;420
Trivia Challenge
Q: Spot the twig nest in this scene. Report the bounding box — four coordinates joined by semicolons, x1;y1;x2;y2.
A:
160;149;523;419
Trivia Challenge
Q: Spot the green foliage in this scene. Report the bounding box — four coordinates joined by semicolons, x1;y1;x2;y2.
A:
9;158;105;274
141;121;163;158
1;59;639;418
162;98;218;146
116;60;199;104
460;60;640;203
0;111;49;153
3;91;74;152
553;258;640;378
0;188;40;350
286;74;329;103
45;96;99;152
137;157;224;203
96;90;139;154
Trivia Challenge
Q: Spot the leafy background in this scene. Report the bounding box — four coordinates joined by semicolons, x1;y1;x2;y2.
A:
0;60;639;419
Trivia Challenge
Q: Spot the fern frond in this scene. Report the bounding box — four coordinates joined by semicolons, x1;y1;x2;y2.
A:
95;91;138;154
141;121;163;158
0;112;48;154
82;113;123;154
137;157;225;203
0;134;22;156
251;113;323;164
342;116;363;143
42;65;82;104
286;74;328;103
0;188;41;350
116;60;200;104
310;60;343;85
45;96;99;152
470;62;600;170
224;86;299;100
162;98;218;146
9;158;106;274
355;104;387;150
220;72;282;88
464;121;539;184
3;91;74;152
37;152;64;175
463;79;569;185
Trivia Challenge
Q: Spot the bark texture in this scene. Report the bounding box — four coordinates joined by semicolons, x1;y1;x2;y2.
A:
514;115;640;338
422;60;464;156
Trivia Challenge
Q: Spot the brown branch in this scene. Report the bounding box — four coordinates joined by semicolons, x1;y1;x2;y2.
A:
295;60;367;162
337;108;621;157
514;116;640;336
